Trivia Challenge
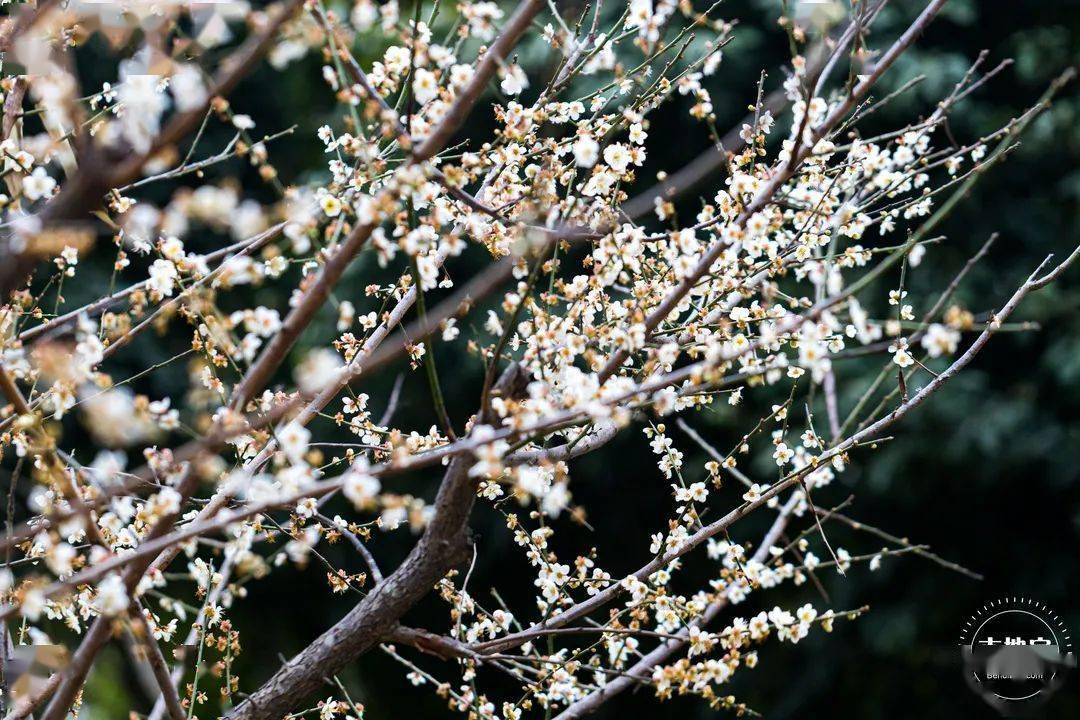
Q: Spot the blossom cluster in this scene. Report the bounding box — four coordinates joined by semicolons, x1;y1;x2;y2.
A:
0;1;1071;719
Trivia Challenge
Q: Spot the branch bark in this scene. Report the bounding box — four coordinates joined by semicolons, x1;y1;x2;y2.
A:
412;0;545;161
226;363;528;720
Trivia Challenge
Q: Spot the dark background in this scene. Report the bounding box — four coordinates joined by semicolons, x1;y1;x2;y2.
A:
16;0;1079;717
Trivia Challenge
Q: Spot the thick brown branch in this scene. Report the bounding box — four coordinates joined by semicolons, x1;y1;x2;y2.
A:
228;222;373;410
412;0;545;161
226;362;527;720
